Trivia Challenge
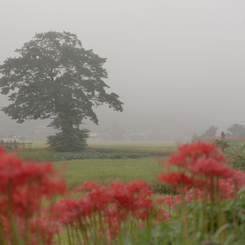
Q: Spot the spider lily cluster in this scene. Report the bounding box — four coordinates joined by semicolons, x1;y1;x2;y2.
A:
0;141;245;244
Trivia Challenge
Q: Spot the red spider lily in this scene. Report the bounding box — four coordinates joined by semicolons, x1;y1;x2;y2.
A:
184;188;203;201
178;141;219;157
0;147;67;244
190;158;235;179
2;140;245;244
77;180;99;191
0;152;66;197
159;172;202;189
53;180;168;243
135;198;154;219
103;207;120;238
160;209;171;221
232;171;245;187
164;142;226;170
126;179;152;196
155;196;177;213
88;186;115;212
166;153;188;168
156;196;174;206
175;178;244;203
28;216;61;245
0;159;67;217
0;191;40;218
52;198;93;226
1;215;61;245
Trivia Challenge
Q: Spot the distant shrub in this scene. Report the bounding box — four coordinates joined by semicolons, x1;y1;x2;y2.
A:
215;139;245;171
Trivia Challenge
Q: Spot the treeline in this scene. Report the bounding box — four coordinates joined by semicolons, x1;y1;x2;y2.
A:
192;123;245;142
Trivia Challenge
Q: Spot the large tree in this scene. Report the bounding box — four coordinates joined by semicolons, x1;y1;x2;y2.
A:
0;31;123;151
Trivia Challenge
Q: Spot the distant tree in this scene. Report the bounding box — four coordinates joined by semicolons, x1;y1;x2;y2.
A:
202;126;218;138
191;133;201;142
192;126;218;142
227;124;245;138
0;31;123;151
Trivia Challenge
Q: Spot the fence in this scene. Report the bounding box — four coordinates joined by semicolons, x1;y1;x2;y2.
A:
0;139;33;150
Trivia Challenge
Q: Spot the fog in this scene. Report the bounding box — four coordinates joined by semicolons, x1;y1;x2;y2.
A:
1;0;245;141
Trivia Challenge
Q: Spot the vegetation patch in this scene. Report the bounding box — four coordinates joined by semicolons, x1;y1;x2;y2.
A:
17;149;153;162
52;158;165;189
16;141;176;161
215;139;245;171
2;141;245;244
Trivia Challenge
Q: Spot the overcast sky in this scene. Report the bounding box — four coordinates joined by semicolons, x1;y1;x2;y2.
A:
1;0;245;140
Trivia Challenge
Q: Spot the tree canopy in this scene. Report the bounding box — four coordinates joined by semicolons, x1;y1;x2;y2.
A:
191;126;218;142
227;124;245;138
0;31;123;151
202;126;218;138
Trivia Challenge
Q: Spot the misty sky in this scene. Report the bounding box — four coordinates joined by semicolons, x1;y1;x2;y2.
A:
1;0;245;140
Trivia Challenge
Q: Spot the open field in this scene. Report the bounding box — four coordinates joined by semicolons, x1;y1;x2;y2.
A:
31;140;49;149
29;140;178;148
26;140;178;148
87;140;178;155
13;140;49;150
16;141;172;191
87;140;178;148
52;157;166;188
3;140;245;244
25;140;178;154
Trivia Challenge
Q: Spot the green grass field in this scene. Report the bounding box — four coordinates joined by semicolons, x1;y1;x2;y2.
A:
87;141;178;155
25;140;177;147
28;140;178;154
17;141;175;190
27;140;178;148
13;141;176;244
53;157;166;188
87;140;177;148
